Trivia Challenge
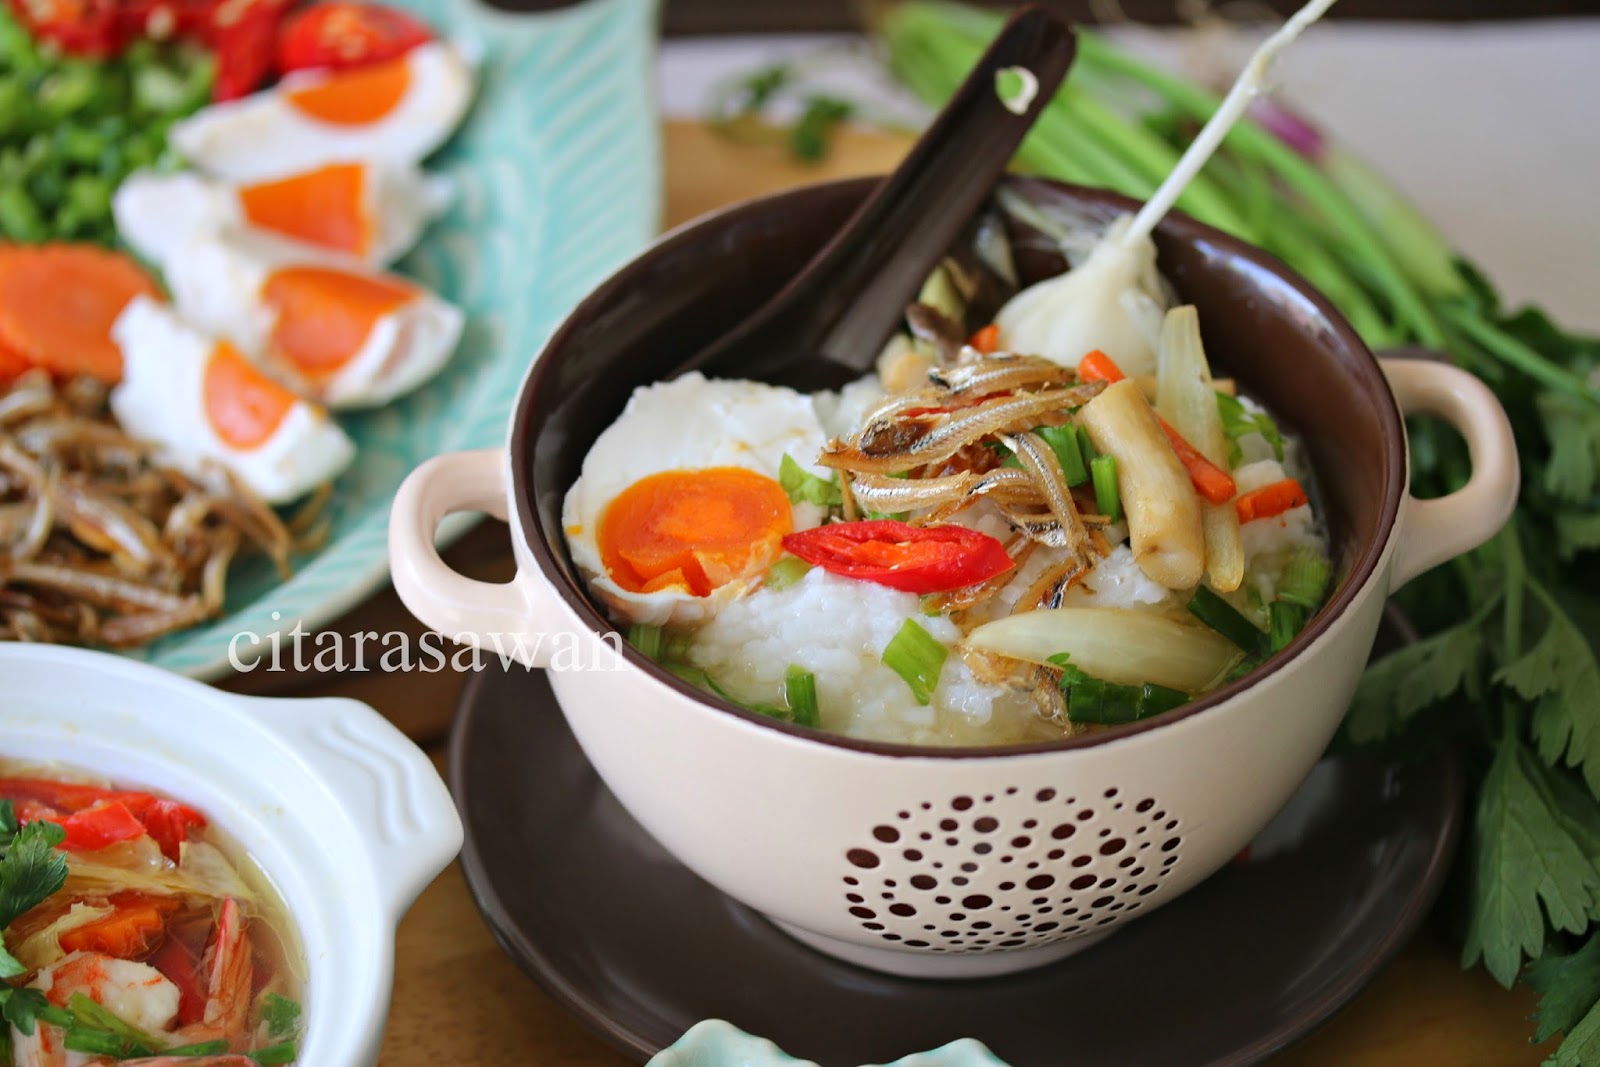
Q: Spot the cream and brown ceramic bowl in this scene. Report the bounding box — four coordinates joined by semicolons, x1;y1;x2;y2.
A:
389;177;1515;978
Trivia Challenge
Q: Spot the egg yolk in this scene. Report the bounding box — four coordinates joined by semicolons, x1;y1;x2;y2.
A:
286;54;411;125
261;266;416;379
238;164;371;258
598;468;792;597
203;341;298;450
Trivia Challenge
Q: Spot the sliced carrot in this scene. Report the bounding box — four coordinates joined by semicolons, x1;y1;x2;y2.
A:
1158;418;1237;505
0;336;28;381
968;324;1000;355
59;892;179;960
1077;349;1125;384
0;244;161;382
1236;478;1309;524
598;468;792;597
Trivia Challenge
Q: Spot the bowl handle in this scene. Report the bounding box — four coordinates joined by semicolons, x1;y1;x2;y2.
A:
389;449;555;668
230;694;463;917
1380;356;1520;590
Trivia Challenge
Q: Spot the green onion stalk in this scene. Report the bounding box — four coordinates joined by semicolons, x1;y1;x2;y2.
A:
876;2;1600;1059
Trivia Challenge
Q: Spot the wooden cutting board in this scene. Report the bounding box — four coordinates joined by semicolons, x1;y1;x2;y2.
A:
351;120;1548;1066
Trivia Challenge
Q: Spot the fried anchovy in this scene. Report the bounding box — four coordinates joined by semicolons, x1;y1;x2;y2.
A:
1002;432;1093;562
930;355;1079;397
822;388;1098;475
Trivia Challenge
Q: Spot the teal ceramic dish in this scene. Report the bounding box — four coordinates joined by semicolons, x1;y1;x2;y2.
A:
649;1022;1011;1067
124;0;661;680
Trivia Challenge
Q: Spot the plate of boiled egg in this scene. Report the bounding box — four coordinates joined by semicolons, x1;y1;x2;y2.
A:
0;0;659;677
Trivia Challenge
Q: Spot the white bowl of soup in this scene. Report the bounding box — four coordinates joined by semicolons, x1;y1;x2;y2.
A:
387;177;1515;978
0;643;461;1064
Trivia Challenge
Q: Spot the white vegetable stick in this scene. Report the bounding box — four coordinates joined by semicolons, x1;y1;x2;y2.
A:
965;608;1241;693
1081;379;1205;590
1157;306;1244;591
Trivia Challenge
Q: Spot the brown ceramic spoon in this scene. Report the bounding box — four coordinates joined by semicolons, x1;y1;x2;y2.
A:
676;5;1076;392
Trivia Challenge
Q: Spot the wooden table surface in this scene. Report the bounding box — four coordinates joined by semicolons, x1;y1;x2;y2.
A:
222;121;1550;1066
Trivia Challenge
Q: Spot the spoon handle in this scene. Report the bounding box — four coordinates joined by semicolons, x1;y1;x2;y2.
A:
810;6;1074;365
685;6;1075;385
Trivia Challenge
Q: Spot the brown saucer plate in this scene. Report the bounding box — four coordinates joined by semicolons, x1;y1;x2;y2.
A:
448;650;1464;1067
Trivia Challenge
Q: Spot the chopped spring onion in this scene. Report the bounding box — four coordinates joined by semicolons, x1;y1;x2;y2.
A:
1090;454;1121;523
1216;391;1285;466
668;664;791;722
785;665;821;728
1269;601;1306;652
163;1038;232;1055
248;1041;300;1066
260;992;302;1042
764;556;812;590
65;994;159;1052
62;1029;137;1058
1075;424;1095;464
1050;655;1190;725
1276;550;1331;610
1187;585;1267;653
1035;424;1088;485
779;453;842;507
627;623;665;661
883;619;948;705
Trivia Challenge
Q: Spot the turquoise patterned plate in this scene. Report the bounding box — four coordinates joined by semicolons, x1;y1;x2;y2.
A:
122;0;661;680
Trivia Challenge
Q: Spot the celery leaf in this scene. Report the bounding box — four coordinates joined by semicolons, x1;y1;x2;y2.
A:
1463;736;1600;987
1344;623;1481;744
1527;935;1600;1044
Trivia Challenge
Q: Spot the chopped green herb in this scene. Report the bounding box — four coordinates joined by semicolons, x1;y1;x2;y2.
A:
627;623;664;661
779;453;842;507
1035;424;1088;485
66;994;162;1052
164;1038;232;1056
260;992;303;1042
1268;600;1305;652
1075;425;1096;464
1187;586;1267;654
882;619;947;705
62;1027;138;1058
1089;454;1120;523
764;556;812;591
249;1041;300;1066
0;987;52;1037
1277;550;1330;610
784;665;821;729
1216;391;1285;467
0;820;67;947
1049;655;1190;725
790;95;855;162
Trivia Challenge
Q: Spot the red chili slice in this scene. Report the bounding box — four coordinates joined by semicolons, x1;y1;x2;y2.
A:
274;1;434;75
781;520;1013;594
58;800;148;852
210;0;294;101
6;0;124;57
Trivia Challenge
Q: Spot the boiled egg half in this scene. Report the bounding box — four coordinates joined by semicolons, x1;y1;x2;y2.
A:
110;296;355;504
163;229;463;410
168;42;474;183
562;374;833;627
115;162;451;270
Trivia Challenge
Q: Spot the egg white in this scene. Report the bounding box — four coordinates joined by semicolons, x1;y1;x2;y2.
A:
562;373;834;628
114;164;451;270
168;42;475;183
109;296;355;504
163;228;464;409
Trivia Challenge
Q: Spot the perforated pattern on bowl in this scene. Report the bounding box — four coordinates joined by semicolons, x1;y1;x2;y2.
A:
840;787;1183;952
